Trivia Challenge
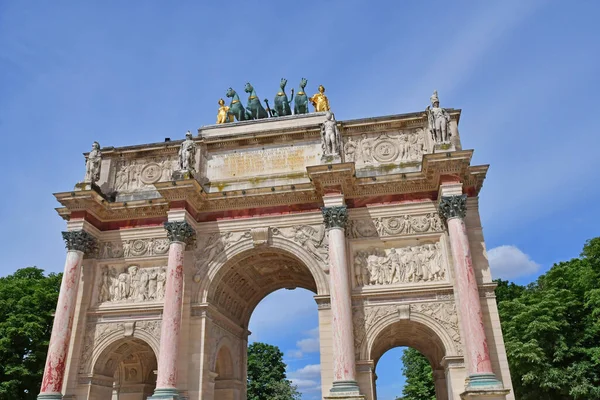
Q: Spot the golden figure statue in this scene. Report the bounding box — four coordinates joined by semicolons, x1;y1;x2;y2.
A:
216;98;233;124
309;85;330;112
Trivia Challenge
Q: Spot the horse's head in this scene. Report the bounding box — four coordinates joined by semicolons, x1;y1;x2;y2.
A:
280;78;287;89
226;88;235;98
244;82;254;93
300;78;307;89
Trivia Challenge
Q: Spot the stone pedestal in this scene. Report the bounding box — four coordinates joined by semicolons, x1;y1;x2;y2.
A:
38;231;96;400
149;221;195;400
439;195;507;396
322;205;364;399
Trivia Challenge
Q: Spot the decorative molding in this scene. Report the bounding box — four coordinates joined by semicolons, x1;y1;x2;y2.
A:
62;230;97;254
438;195;467;220
347;212;444;239
354;242;446;287
98;238;170;259
321;206;348;229
164;221;196;245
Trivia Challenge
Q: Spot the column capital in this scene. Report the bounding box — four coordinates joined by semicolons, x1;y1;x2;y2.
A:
164;221;196;245
321;206;348;229
61;230;97;254
438;194;467;220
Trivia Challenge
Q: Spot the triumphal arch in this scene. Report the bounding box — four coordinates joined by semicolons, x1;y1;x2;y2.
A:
39;85;514;400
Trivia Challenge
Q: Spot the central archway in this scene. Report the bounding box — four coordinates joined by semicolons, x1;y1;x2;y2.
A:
200;243;328;400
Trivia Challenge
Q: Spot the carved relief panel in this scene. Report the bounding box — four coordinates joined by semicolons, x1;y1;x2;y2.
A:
346;212;444;239
354;242;447;287
112;156;177;193
343;128;431;167
98;238;170;260
97;265;167;304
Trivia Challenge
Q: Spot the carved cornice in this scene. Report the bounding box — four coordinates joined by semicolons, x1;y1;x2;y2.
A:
62;230;97;254
164;221;196;245
438;195;467;220
321;206;348;229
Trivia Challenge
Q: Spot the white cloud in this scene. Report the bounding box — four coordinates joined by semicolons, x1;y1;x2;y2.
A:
487;245;540;279
288;364;322;393
287;327;320;358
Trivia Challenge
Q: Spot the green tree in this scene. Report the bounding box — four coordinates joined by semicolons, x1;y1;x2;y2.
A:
396;348;435;400
499;237;600;399
247;342;300;400
0;267;62;400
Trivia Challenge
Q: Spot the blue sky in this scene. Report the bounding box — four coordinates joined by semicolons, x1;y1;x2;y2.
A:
1;1;599;399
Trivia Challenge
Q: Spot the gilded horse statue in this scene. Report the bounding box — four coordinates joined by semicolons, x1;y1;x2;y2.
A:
244;82;268;119
225;88;250;121
294;78;309;115
271;78;294;117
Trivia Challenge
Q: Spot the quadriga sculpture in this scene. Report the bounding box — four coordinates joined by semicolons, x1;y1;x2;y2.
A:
244;82;268;119
225;87;250;121
270;78;294;117
294;78;309;114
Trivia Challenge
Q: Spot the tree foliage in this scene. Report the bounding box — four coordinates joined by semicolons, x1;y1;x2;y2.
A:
396;348;435;400
395;237;600;400
247;342;300;400
499;237;600;399
0;267;62;400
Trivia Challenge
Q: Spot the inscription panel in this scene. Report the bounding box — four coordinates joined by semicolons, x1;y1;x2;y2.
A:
207;143;320;181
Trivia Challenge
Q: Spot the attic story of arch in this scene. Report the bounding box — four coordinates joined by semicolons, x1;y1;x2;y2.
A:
82;86;452;187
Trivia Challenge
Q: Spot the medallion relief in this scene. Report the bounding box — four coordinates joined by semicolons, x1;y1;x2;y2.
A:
346;213;444;239
344;129;429;166
98;265;167;304
113;156;177;192
354;243;446;287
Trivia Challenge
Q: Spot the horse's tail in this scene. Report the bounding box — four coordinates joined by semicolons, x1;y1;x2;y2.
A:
288;88;294;103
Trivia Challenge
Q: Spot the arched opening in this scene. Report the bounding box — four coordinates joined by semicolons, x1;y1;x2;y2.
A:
89;337;157;400
205;246;324;399
370;320;449;400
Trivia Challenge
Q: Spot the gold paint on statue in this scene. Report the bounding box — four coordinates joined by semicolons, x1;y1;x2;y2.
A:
309;85;330;112
217;99;233;124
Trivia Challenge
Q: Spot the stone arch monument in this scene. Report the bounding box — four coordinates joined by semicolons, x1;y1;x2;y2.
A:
39;97;514;399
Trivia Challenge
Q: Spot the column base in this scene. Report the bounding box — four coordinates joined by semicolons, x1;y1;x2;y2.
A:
460;373;510;399
324;380;365;399
148;388;181;400
37;394;63;400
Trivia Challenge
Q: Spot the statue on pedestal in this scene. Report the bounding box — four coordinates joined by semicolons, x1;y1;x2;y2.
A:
294;78;309;115
216;98;233;124
321;111;341;157
310;85;330;112
178;131;197;172
426;90;451;144
84;141;102;184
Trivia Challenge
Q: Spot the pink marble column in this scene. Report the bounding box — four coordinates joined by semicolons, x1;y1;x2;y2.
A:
439;195;503;390
322;206;361;396
38;231;96;400
151;221;195;399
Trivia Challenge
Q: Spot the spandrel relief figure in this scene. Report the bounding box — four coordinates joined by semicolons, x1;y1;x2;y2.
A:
84;141;102;184
354;243;446;286
426;90;451;144
321;111;341;156
178;131;197;172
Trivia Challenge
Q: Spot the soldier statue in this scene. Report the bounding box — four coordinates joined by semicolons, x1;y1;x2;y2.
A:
178;131;197;172
426;90;451;144
84;141;102;184
321;111;341;156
